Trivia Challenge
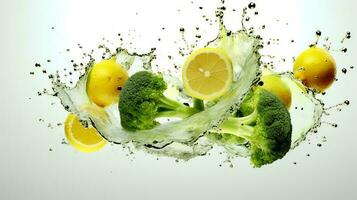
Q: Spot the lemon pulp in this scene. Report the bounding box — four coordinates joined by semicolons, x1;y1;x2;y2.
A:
182;48;233;100
64;113;107;153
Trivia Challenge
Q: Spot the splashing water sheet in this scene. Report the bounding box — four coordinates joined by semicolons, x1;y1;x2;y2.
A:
39;1;351;165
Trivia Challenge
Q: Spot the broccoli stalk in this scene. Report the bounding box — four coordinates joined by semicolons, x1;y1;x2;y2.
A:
219;110;257;140
119;71;200;131
216;88;292;167
156;95;200;118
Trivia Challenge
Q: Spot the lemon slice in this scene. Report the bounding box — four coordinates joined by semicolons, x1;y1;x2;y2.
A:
64;113;107;153
183;48;233;100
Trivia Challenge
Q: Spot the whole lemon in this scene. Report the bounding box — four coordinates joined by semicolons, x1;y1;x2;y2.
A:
293;46;336;92
260;75;292;108
87;57;128;107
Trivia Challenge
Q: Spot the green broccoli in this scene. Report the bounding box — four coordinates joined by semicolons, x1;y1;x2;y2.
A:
119;71;200;131
217;88;292;167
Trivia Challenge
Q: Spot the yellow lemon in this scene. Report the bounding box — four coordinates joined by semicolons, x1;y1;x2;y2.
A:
182;48;233;100
260;75;292;108
87;57;128;107
64;113;107;153
293;46;336;92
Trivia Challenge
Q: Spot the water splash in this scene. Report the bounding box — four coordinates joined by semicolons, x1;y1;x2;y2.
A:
53;26;262;160
36;1;351;164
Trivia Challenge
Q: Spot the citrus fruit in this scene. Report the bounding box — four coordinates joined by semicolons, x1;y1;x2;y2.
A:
182;48;233;100
64;113;107;153
260;75;292;108
293;46;336;92
87;57;128;107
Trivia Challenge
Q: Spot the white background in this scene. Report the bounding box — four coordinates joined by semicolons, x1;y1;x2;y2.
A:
0;0;356;199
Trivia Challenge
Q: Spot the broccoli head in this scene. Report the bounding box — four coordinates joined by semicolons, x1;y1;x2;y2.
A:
218;88;292;167
119;71;200;131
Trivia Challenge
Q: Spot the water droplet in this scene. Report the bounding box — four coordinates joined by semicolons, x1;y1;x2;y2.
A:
61;138;67;145
316;30;322;36
346;31;351;39
298;66;306;71
344;100;350;105
341;48;347;53
342;68;347;74
317;143;322;147
248;2;256;9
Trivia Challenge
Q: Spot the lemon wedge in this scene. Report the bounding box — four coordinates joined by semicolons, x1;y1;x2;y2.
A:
64;113;107;153
182;48;233;100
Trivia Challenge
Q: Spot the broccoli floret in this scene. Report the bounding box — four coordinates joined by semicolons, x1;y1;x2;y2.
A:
218;88;292;167
119;71;200;131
